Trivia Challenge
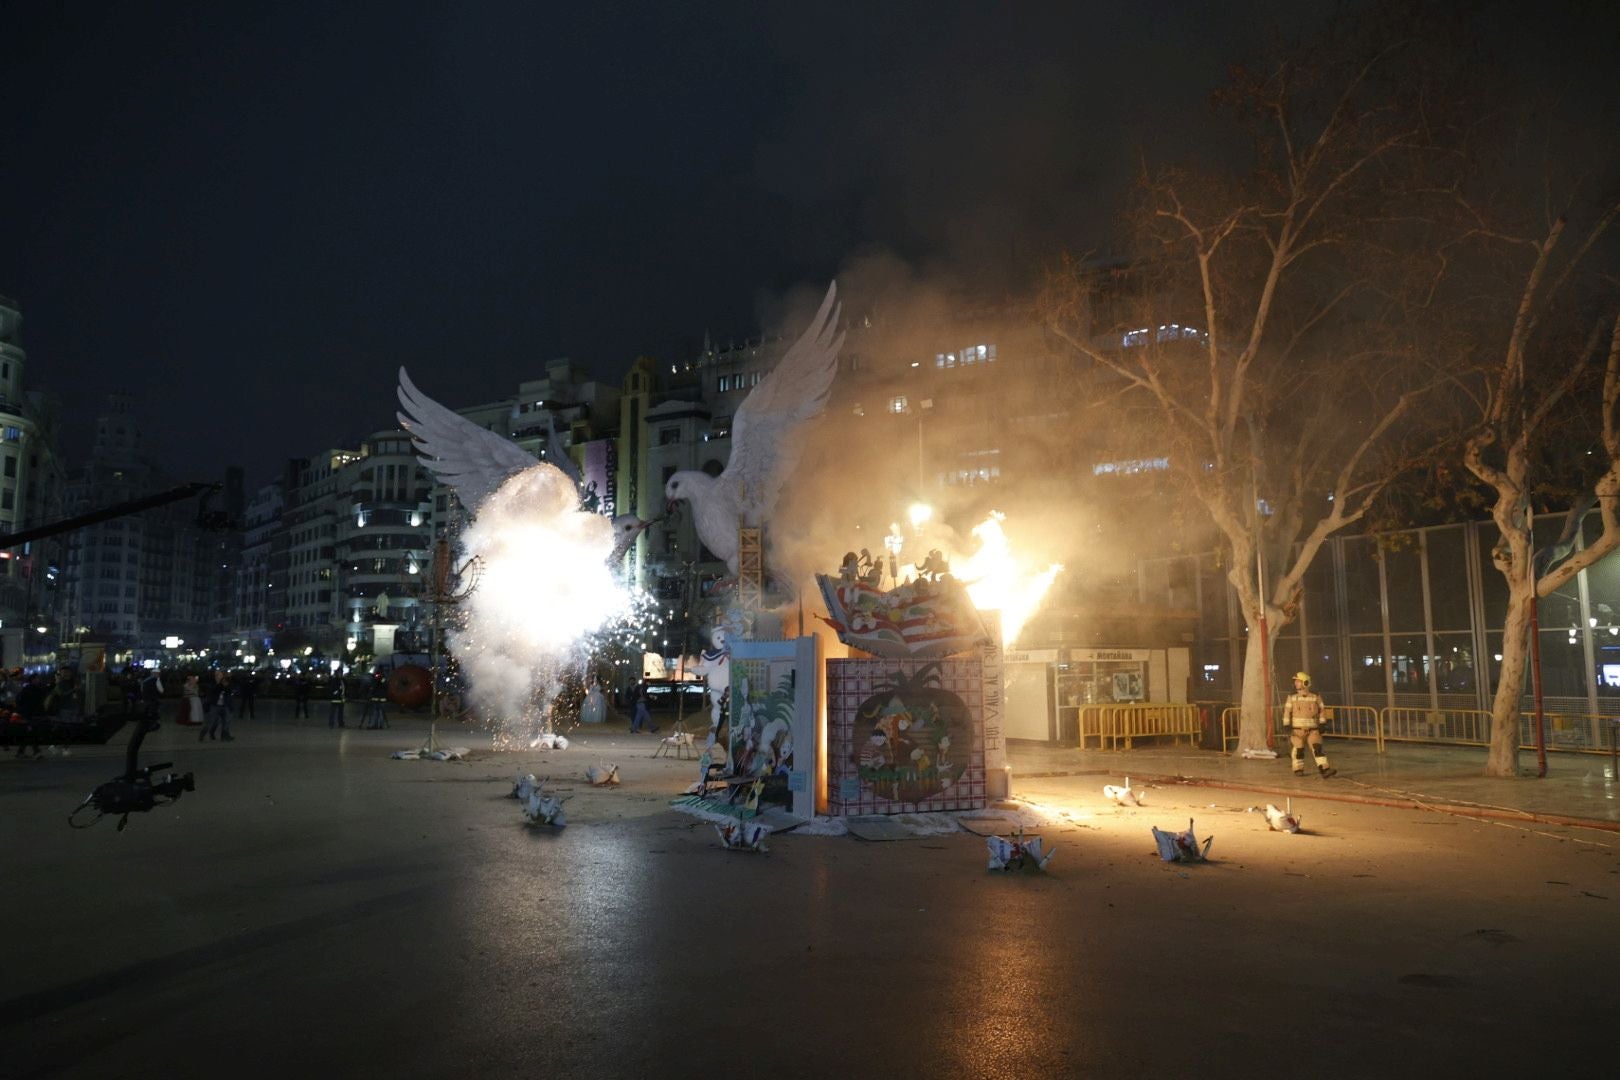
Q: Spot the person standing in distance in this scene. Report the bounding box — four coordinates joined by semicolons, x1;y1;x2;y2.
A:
328;670;348;729
1282;671;1335;778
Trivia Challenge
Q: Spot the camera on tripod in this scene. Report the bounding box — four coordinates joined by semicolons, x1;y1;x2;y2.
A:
70;718;197;830
88;764;195;819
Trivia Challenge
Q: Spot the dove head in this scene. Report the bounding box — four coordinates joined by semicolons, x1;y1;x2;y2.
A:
606;513;653;567
664;469;715;514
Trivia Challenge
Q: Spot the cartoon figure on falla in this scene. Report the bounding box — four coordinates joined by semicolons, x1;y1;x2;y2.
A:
854;662;969;805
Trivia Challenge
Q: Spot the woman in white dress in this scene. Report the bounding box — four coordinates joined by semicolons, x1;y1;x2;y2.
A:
579;679;607;725
181;674;205;726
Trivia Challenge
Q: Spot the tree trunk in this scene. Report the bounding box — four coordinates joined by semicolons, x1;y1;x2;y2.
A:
1237;605;1284;753
1484;582;1533;777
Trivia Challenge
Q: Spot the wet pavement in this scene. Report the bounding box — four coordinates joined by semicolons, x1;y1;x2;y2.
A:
2;703;1617;1079
1006;736;1620;829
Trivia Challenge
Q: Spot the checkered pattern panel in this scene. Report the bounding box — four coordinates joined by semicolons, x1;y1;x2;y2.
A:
827;658;986;816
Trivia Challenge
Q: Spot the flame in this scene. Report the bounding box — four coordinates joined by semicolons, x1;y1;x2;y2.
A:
954;512;1063;647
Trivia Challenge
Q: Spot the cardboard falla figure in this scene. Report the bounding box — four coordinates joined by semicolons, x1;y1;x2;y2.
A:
521;781;567;827
986;828;1056;872
662;283;844;576
513;772;539;801
1264;800;1302;833
716;820;770;852
692;625;732;742
585;763;620;786
1103;776;1144;806
1151;818;1213;863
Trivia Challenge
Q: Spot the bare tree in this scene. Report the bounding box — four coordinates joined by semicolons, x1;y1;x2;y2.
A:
1458;192;1620;776
1042;32;1463;754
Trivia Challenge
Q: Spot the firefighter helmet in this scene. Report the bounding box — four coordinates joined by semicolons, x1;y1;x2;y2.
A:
1293;671;1311;687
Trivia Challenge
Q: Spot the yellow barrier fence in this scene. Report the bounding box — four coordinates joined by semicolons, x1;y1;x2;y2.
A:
1366;707;1613;755
1380;707;1490;747
1522;712;1618;753
1221;704;1382;753
1131;702;1616;758
1076;705;1108;749
1317;705;1382;751
1094;703;1201;750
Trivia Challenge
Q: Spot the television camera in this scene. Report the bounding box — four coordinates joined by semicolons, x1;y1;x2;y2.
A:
69;717;195;830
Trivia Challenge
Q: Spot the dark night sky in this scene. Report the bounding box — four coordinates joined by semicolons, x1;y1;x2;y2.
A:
0;1;1608;488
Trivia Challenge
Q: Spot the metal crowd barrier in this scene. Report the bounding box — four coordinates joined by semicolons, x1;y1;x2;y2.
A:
1381;707;1491;748
1076;703;1201;750
1076;705;1107;750
1217;703;1620;758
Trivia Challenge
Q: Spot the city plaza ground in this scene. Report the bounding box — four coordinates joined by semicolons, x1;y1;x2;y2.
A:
2;700;1616;1079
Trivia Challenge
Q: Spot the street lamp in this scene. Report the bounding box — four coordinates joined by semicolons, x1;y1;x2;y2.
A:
883;526;904;585
916;397;934;489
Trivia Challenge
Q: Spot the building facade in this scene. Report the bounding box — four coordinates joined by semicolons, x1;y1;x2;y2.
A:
0;294;67;648
1141;516;1620;732
59;394;231;661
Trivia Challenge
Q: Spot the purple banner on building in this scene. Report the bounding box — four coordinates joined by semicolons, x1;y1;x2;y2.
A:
583;438;616;518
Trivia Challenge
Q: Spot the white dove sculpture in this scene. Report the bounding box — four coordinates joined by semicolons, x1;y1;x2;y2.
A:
396;368;652;565
663;282;845;574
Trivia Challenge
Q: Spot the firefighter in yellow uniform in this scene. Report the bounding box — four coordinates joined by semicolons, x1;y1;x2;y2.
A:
1282;671;1336;778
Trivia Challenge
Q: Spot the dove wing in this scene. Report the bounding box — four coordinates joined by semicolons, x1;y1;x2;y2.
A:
546;414;584;489
397;367;539;513
720;282;844;524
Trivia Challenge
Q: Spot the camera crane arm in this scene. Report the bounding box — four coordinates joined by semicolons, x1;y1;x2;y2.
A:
16;483;222;829
0;481;224;551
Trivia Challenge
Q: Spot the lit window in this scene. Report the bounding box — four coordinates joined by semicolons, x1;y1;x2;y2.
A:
889;396;908;414
1091;457;1170;476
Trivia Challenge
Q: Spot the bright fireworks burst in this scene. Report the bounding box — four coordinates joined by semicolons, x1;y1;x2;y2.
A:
454;464;648;746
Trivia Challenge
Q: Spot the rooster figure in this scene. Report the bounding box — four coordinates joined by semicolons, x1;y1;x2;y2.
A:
521;782;567;827
1264;800;1302;833
1151;818;1213;863
986;828;1057;872
1103;776;1144;807
716;821;771;852
512;772;539;801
